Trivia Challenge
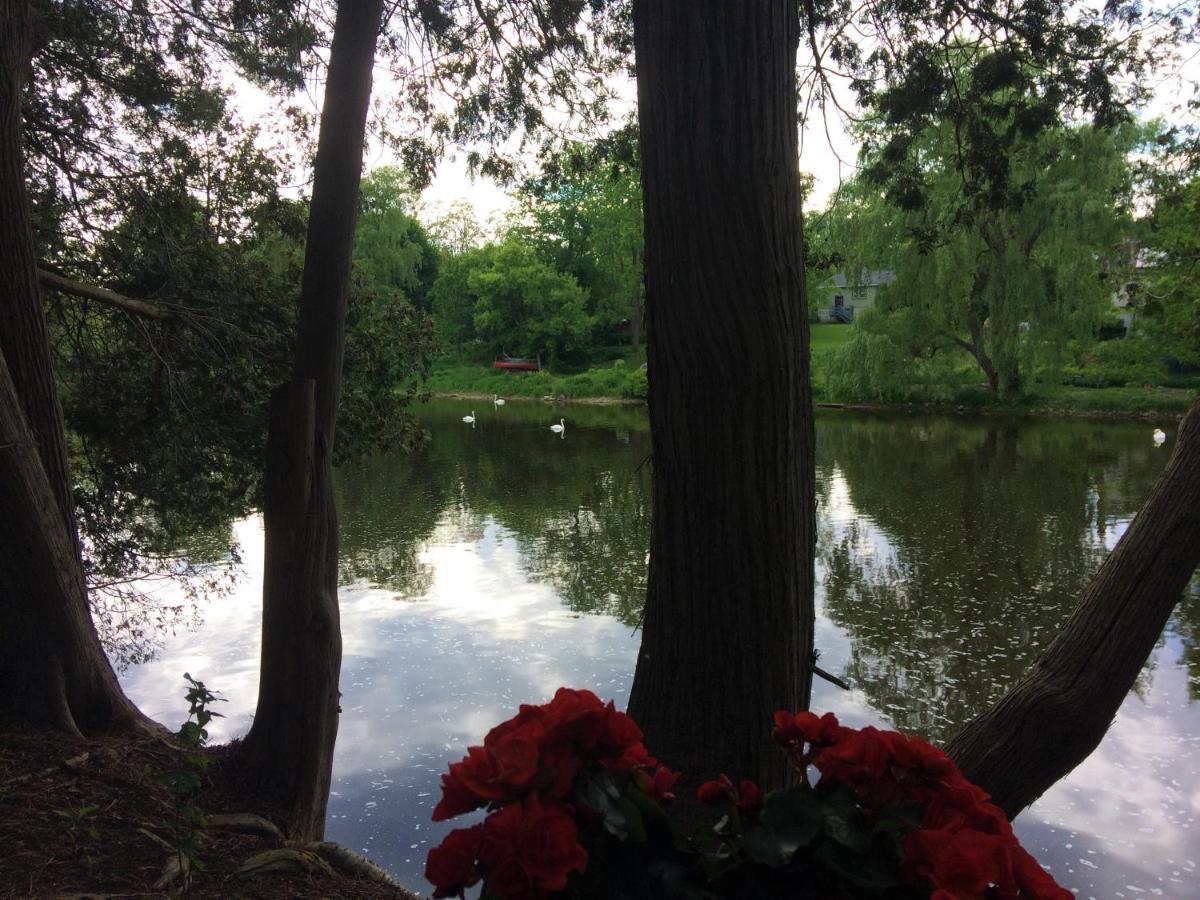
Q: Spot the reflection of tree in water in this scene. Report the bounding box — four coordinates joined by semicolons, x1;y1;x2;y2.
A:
334;404;1196;727
1171;584;1200;702
816;413;1172;743
335;442;453;598
521;467;651;626
334;401;651;616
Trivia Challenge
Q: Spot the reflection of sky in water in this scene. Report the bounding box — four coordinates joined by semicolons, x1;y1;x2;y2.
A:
117;417;1200;898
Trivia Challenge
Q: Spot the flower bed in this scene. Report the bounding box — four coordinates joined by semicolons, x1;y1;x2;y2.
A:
427;689;1070;899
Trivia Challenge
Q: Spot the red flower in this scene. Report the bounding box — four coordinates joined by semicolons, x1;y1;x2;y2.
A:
904;827;1015;899
517;794;590;892
541;688;608;748
478;795;588;896
697;774;738;806
486;710;547;789
601;740;657;775
485;858;536;900
432;745;507;821
736;778;764;815
813;726;895;785
921;776;1011;837
638;765;682;804
432;767;484;822
598;705;644;754
425;823;483;898
773;709;843;749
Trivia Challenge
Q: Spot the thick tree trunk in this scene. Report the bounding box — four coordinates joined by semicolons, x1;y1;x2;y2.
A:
236;0;382;842
947;398;1200;817
627;0;815;790
0;0;150;734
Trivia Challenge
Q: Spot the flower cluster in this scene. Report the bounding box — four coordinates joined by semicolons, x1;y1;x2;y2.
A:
425;688;679;898
427;692;1072;900
772;710;1071;899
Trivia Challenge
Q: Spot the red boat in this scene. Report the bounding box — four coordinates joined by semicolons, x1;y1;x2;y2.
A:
491;354;540;372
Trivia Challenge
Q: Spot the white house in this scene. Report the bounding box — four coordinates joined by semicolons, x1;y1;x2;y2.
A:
815;269;896;323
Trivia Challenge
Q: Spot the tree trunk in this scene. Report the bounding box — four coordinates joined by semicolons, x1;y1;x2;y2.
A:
0;0;151;735
627;0;815;790
235;0;382;842
630;245;643;350
947;398;1200;817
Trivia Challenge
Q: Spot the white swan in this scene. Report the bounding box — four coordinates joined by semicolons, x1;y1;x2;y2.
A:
1152;428;1166;446
462;411;475;425
493;394;505;407
550;418;565;434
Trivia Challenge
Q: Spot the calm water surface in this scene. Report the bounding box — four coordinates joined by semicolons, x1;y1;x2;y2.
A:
116;401;1200;898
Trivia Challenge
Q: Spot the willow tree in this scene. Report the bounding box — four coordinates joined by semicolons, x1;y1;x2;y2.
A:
825;121;1139;397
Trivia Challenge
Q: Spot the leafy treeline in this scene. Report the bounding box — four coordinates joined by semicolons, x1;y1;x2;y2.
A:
429;128;644;367
798;48;1200;403
26;0;626;663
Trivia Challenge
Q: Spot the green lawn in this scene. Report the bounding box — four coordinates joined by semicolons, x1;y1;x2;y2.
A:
809;323;854;353
426;325;1195;418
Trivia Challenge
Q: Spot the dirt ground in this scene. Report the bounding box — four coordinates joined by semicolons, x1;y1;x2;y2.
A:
0;727;422;899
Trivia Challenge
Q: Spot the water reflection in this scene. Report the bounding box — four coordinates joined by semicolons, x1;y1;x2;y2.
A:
815;415;1168;742
115;402;1199;897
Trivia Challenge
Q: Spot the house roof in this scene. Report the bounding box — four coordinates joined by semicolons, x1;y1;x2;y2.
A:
822;268;896;289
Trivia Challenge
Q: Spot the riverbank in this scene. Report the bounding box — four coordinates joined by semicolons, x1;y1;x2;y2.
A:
430;384;1195;420
0;728;418;898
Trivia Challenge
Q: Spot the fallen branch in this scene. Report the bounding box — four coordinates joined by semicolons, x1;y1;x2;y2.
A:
36;268;173;321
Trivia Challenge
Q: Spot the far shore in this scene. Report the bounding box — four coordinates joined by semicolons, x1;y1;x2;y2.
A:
430;391;1191;421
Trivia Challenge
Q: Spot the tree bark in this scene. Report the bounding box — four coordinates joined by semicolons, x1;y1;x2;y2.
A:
235;0;383;842
947;398;1200;817
0;0;150;734
627;0;815;790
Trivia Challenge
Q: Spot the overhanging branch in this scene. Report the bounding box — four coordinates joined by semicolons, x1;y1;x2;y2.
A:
37;269;173;321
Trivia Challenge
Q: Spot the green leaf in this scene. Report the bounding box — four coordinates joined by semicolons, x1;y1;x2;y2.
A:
814;839;901;895
739;785;823;867
820;782;872;854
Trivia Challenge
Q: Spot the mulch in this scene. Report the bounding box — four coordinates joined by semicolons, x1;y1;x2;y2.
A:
0;727;422;899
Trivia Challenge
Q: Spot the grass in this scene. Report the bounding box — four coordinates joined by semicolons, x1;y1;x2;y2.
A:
427;358;647;401
428;326;1196;418
810;323;854;354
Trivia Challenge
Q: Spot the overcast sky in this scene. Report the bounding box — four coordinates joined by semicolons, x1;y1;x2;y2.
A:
232;28;1199;234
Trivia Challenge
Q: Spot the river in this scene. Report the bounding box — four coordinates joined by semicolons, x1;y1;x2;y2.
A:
116;400;1199;897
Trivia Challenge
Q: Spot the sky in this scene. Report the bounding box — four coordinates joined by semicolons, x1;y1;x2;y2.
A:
230;18;1199;234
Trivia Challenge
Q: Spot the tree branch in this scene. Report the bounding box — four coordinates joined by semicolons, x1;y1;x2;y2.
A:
36;269;173;321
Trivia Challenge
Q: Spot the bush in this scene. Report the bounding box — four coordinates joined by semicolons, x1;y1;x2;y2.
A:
1063;337;1169;388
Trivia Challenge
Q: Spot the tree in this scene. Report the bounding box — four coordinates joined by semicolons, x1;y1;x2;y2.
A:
626;0;816;790
825;121;1139;396
517;131;645;349
1143;176;1200;363
0;0;151;734
430;236;591;363
233;0;384;842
